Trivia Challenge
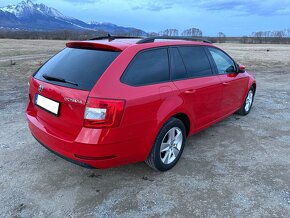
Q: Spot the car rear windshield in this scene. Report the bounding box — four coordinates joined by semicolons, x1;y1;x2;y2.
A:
34;48;120;90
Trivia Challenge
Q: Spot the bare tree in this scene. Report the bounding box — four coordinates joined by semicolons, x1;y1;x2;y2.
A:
159;29;179;36
217;32;226;43
287;28;290;38
252;31;263;43
240;36;249;44
181;28;202;37
148;32;158;37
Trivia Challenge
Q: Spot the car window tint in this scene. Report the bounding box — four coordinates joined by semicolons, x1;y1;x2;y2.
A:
34;48;120;90
170;48;188;80
208;47;236;74
178;46;213;78
121;48;170;86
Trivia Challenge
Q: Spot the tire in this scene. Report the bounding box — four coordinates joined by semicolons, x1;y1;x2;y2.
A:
236;86;255;116
145;118;186;171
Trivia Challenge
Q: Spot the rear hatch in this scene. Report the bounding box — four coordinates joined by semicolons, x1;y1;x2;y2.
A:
28;42;121;140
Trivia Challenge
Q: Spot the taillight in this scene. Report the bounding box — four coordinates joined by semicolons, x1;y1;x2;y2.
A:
84;98;125;128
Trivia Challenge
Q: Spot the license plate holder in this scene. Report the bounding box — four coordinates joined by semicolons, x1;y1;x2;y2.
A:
35;94;60;116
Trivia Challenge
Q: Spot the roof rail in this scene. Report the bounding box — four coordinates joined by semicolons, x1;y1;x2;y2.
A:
89;34;143;42
136;36;212;44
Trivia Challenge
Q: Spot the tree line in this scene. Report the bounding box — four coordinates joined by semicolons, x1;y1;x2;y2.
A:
149;28;290;44
0;28;205;40
0;27;290;44
0;29;145;40
242;29;290;44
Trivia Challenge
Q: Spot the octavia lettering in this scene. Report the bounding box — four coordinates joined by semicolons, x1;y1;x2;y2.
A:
64;97;83;104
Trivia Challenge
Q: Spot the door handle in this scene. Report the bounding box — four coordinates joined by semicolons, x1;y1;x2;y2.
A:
222;82;230;86
184;89;196;94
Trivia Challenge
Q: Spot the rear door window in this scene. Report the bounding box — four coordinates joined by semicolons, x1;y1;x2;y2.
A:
170;47;188;80
34;48;120;90
121;48;170;86
178;46;213;78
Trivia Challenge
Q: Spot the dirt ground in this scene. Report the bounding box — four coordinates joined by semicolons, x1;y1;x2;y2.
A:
0;39;290;217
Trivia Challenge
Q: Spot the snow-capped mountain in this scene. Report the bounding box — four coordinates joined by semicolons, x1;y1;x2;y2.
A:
0;0;146;34
1;0;65;19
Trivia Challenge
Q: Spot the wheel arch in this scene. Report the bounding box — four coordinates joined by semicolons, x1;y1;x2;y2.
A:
172;113;191;137
251;82;257;94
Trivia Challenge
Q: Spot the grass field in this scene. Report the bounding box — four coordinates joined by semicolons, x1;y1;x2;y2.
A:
0;39;290;217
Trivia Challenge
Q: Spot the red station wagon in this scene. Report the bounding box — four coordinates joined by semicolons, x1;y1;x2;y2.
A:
26;36;256;171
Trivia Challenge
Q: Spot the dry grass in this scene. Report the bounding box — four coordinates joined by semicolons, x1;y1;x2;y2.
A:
1;39;290;79
219;43;290;73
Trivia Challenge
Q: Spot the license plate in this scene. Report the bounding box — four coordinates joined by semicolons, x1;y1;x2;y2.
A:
35;94;60;116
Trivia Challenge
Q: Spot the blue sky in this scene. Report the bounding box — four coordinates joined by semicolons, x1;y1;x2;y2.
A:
1;0;290;36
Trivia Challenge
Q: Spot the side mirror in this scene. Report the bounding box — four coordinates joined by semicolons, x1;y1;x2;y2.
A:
238;64;246;73
226;66;236;73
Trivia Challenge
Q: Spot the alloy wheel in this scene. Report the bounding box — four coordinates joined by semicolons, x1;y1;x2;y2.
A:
245;90;254;112
160;127;183;164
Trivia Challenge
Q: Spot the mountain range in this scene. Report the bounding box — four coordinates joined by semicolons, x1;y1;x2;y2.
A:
0;0;146;34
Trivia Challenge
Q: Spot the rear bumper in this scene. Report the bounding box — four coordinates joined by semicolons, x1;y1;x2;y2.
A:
33;135;95;169
26;113;151;169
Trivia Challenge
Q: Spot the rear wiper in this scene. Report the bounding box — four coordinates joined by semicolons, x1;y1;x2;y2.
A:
42;74;78;86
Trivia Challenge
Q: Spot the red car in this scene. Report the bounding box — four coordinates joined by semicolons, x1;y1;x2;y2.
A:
26;36;256;171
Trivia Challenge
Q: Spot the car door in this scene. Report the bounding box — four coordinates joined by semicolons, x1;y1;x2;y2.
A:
207;47;249;115
120;47;179;135
170;46;223;131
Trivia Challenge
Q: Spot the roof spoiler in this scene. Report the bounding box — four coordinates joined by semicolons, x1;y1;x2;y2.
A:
66;41;122;52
